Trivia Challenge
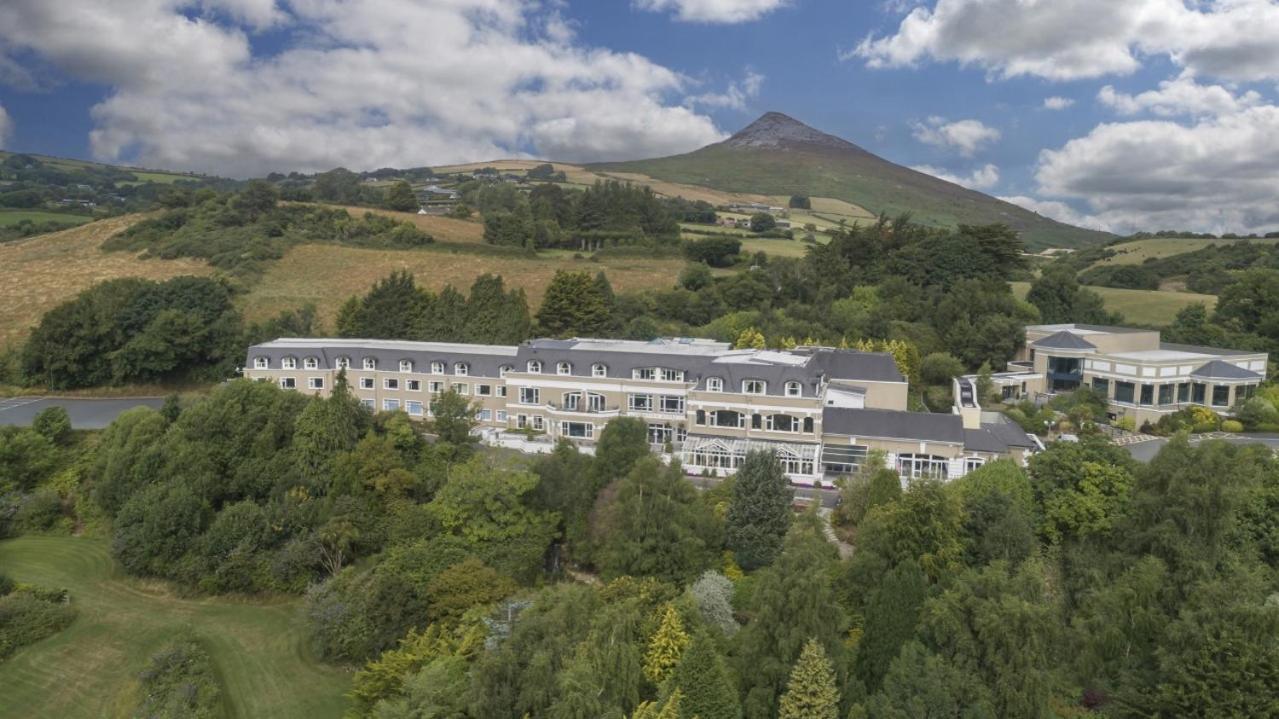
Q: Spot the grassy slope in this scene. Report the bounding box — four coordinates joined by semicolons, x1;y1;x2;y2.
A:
240;244;686;328
1089;236;1279;269
595;144;1113;251
0;536;348;719
0;210;92;228
0;215;212;349
1012;281;1217;326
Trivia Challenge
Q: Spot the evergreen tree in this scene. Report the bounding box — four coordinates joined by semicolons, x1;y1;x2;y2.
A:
643;604;690;684
670;633;741;719
734;327;766;349
429;389;478;451
538;270;615;337
417;285;467;342
736;516;847;719
337;270;428;339
855;560;928;693
632;689;683;719
465;273;531;344
725;450;794;571
292;372;366;485
589;417;651;487
595;457;719;584
779;638;840;719
384;181;418;212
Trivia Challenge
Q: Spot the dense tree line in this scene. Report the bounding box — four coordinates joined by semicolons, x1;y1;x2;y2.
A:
479;180;683;250
336;270;532;344
0;153;229;218
106;181;432;276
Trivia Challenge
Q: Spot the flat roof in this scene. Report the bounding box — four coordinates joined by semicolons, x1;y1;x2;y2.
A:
1026;323;1150;335
1105;349;1218;362
253;338;520;356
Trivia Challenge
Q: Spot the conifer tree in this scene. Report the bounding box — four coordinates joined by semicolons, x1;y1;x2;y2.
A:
384;180;418;212
779;639;840;719
538;270;615;337
632;689;683;719
734;327;766;349
671;633;740;719
725;450;794;571
643;604;690;684
418;285;467;342
465;274;531;344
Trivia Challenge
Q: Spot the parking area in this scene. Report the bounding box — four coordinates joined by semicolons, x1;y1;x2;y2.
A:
0;397;166;430
1123;432;1279;462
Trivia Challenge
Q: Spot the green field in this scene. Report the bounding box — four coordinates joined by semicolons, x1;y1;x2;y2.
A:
0;536;349;718
1093;236;1279;268
1012;282;1216;326
0;210;91;228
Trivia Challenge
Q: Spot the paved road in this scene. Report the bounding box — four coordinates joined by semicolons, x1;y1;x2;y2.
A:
1123;432;1279;462
0;397;166;430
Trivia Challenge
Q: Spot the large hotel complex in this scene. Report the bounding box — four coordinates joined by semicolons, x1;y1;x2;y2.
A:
244;336;1039;485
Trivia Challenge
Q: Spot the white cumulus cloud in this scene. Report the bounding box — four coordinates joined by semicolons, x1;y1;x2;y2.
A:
852;0;1279;82
1043;96;1074;110
912;162;999;190
634;0;789;23
0;0;729;177
911;116;1000;156
1098;72;1263;118
0;104;12;149
687;69;765;110
999;195;1107;231
1030;104;1279;234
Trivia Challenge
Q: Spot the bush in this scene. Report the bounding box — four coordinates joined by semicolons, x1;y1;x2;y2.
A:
920;352;965;386
1221;419;1244;433
134;632;226;718
15;489;64;532
32;406;72;446
0;588;77;661
1113;417;1136;432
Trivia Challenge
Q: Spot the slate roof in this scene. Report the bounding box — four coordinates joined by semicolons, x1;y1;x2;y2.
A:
1031;330;1097;350
964;418;1038;453
822;407;964;444
1190;360;1262;380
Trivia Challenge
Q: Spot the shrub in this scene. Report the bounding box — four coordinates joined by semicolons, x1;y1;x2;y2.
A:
32;406;72;446
0;588;76;661
1221;419;1244;433
15;489;64;532
1113;417;1137;432
134;632;225;718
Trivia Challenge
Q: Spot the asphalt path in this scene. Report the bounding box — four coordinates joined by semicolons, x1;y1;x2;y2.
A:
0;396;166;430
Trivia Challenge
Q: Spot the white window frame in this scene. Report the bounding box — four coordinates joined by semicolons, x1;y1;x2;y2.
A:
588;393;606;412
428;381;444;393
628;394;655;412
407;379;421;391
476;384;492;396
279;377;296;389
706;377;723;392
660;368;684;382
592;363;608;378
785;381;802;398
406;400;424;416
520;387;541;405
360;377;375;390
253;357;269;369
282;357;297;370
307;377;324;390
335;356;350;370
360;398;375;410
453;383;469;395
742;379;767;395
431;361;445;375
383;398;400;411
399;359;413;373
560;421;594;439
633;367;656;381
479;409;492;421
496;385;508;398
500;365;513;378
304;357;319;370
454;363;469;376
496;410;508;422
384;378;399;390
557;362;572;376
362;357;377;371
660;395;685;414
527;360;542;374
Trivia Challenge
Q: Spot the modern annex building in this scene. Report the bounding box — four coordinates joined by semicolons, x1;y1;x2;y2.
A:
244;337;1037;486
955;323;1269;426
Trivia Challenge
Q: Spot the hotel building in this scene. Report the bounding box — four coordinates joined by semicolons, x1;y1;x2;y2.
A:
245;336;1038;486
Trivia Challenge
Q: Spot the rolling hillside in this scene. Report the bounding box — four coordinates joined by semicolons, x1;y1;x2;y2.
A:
593;112;1112;251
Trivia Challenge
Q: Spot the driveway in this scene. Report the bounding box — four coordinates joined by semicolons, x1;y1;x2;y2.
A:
0;396;166;430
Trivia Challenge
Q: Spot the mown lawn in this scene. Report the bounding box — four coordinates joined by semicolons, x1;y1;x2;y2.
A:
1091;236;1279;268
0;210;92;228
1011;281;1216;326
0;536;349;719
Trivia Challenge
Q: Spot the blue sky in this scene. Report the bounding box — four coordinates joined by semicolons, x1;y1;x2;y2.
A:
1;0;1277;234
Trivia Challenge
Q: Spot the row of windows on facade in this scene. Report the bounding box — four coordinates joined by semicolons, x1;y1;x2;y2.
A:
1089;377;1256;408
252;357;804;396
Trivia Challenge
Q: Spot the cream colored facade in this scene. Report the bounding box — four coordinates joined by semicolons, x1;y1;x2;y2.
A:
246;337;1034;486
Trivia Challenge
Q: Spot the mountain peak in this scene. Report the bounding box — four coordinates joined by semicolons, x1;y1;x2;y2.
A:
723;112;858;152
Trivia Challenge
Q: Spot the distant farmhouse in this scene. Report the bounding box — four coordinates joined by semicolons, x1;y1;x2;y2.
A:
246;336;1039;486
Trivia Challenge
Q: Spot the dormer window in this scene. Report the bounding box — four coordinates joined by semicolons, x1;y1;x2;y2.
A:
431;361;445;375
362;358;377;371
742;379;766;395
660;368;684;382
454;363;469;376
500;365;513;377
282;357;297;370
335;356;350;370
528;360;542;374
706;377;723;392
557;362;572;376
399;360;413;373
592;363;608;378
304;357;319;370
633;368;656;381
785;381;802;398
253;357;269;369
